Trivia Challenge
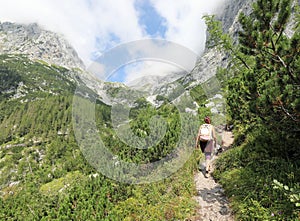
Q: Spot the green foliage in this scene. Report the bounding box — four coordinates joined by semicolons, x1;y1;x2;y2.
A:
39;171;85;195
273;180;300;208
205;0;300;219
190;85;207;104
108;152;199;220
98;100;199;165
205;0;300;143
214;137;300;220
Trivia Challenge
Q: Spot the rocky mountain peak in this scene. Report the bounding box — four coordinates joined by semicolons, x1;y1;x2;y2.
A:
185;0;254;86
0;21;85;70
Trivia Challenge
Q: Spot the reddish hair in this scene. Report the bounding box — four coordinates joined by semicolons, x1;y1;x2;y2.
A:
204;116;211;124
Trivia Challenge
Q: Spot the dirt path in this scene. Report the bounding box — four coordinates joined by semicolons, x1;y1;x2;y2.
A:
192;130;234;221
192;157;234;221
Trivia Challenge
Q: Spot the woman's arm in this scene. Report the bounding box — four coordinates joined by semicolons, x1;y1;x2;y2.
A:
195;127;201;148
212;126;217;146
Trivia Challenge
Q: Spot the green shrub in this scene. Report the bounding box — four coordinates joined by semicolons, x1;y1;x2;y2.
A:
214;138;300;220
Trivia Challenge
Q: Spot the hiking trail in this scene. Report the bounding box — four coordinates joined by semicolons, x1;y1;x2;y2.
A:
191;129;234;221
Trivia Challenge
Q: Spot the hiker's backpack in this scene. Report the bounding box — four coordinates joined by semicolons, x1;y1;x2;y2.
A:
199;124;212;141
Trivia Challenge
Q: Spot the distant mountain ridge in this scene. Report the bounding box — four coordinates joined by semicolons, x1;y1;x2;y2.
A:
126;72;185;93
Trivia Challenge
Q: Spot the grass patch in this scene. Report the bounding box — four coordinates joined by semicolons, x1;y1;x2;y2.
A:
108;150;200;220
214;140;300;220
40;171;85;195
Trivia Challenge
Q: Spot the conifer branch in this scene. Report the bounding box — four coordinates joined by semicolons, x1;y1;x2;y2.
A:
278;104;299;122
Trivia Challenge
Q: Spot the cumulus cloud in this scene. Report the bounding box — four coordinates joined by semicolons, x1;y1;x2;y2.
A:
150;0;225;53
0;0;225;82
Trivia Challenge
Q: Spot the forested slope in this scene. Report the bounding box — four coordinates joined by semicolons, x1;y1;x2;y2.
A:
0;54;210;220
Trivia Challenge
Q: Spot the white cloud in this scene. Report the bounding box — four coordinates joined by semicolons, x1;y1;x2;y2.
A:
150;0;225;54
124;61;182;84
89;39;198;82
122;39;198;83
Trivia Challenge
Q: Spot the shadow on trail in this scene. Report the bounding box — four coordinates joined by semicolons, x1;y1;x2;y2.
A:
197;185;231;216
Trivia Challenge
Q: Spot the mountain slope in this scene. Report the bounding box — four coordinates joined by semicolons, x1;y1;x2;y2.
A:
0;21;132;106
0;49;201;220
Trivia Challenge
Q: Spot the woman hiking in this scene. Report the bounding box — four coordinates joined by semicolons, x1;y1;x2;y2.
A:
195;116;217;178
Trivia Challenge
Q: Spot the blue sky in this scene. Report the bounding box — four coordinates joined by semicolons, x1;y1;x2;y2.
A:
0;0;224;83
135;0;167;37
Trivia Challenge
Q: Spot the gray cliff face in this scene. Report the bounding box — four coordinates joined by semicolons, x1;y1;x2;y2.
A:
0;22;85;70
183;0;254;88
218;0;254;33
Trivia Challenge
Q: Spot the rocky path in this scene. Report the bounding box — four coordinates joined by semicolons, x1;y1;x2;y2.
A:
192;131;235;221
192;157;234;221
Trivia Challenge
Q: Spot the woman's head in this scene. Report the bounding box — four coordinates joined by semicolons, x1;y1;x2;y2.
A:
204;116;211;124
